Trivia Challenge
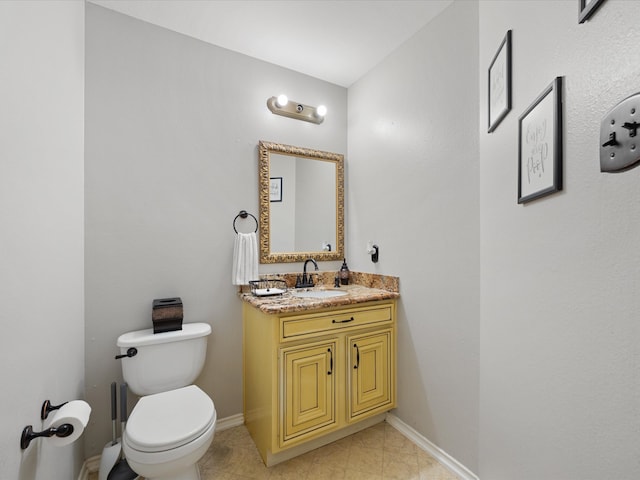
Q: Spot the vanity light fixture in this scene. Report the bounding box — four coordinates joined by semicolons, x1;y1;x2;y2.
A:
267;95;326;124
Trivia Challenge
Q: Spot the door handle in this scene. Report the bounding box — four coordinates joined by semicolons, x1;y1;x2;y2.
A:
353;343;360;369
327;347;333;375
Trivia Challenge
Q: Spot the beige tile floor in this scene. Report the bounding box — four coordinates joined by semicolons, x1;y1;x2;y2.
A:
90;421;459;480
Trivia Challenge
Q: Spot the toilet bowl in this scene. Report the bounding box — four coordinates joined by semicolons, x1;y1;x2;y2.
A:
122;386;216;480
116;323;215;480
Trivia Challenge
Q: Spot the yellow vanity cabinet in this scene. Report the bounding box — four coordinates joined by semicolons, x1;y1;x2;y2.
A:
242;299;396;466
348;329;393;420
281;338;337;442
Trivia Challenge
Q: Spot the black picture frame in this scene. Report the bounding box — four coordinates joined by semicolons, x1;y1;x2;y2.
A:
579;0;606;23
518;77;563;204
488;30;512;133
269;177;282;202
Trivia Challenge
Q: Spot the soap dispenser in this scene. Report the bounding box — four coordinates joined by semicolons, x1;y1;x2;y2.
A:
339;258;350;285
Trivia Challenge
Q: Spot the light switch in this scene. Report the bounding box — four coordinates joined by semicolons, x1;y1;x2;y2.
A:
600;92;640;172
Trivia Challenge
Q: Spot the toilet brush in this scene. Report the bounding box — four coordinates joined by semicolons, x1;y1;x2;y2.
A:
98;382;122;480
107;383;137;480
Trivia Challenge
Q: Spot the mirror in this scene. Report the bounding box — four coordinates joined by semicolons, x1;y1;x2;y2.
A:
259;140;344;263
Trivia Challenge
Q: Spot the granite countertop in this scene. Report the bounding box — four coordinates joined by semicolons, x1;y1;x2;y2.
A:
239;271;400;315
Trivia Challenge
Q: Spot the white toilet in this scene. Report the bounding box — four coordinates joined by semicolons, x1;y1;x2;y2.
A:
116;322;216;480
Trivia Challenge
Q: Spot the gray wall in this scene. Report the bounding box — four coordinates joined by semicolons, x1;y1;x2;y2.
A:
0;1;85;478
349;0;640;477
347;1;480;471
478;1;640;479
84;4;347;458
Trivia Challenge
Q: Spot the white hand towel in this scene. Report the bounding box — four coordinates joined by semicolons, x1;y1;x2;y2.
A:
232;232;259;285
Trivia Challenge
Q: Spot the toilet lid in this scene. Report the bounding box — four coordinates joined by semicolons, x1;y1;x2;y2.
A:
125;385;216;452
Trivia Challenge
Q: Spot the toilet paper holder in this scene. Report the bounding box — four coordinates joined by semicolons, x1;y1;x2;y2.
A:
20;423;74;449
41;399;68;420
20;399;74;449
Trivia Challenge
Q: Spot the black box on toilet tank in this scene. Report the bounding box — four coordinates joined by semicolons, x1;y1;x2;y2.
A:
152;297;183;333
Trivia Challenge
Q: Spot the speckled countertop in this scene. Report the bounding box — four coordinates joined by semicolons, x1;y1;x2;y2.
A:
239;271;400;315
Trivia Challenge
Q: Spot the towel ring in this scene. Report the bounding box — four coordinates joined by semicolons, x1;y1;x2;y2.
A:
233;210;258;234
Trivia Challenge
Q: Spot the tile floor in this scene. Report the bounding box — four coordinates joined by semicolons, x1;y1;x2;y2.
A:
90;421;460;480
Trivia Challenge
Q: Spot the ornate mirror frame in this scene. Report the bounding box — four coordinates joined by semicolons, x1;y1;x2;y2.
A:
258;140;344;263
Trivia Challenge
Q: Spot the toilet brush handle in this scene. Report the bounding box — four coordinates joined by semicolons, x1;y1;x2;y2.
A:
110;382;117;445
120;383;128;423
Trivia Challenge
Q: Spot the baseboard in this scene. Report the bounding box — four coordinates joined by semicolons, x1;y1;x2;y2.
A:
77;458;92;480
79;413;246;479
385;413;479;480
215;412;244;432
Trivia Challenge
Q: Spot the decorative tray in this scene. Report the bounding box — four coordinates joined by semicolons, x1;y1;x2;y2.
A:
249;279;287;297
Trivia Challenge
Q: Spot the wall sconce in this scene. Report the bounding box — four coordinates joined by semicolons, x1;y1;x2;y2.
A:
267;94;326;124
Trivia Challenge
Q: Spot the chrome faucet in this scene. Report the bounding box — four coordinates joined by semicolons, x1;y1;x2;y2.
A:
296;258;319;288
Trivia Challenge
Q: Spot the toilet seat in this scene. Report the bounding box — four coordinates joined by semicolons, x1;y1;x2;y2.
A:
125;385;215;453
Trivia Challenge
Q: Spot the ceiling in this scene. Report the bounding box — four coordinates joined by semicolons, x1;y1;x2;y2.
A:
88;0;453;87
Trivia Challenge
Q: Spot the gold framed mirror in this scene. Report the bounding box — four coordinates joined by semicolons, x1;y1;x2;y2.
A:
258;140;344;263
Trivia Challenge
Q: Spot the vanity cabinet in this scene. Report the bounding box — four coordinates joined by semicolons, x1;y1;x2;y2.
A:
242;299;396;466
348;329;392;420
281;339;336;442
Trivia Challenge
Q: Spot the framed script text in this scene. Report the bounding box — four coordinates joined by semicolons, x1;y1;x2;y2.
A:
518;77;563;204
488;30;512;133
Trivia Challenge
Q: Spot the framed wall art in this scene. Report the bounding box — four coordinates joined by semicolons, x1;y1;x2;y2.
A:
488;30;512;133
518;77;563;204
579;0;606;23
269;177;282;202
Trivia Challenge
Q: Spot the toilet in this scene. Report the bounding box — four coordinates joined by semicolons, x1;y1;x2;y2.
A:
116;322;216;480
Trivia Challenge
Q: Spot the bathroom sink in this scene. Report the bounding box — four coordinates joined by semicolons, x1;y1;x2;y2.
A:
291;289;348;299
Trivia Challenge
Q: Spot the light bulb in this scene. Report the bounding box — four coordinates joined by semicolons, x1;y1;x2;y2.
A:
276;94;288;107
316;104;327;117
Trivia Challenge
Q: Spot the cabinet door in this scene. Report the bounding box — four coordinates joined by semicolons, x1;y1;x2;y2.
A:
281;341;336;443
348;330;393;419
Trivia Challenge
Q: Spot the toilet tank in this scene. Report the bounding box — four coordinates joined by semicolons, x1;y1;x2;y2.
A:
117;322;211;396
